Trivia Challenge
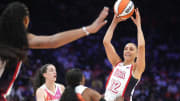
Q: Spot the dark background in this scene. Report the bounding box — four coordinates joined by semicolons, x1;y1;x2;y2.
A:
0;0;180;101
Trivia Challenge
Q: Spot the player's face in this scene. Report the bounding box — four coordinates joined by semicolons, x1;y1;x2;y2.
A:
123;43;137;62
44;65;57;82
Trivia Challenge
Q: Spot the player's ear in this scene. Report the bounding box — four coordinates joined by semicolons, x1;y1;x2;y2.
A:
43;73;47;78
23;16;30;29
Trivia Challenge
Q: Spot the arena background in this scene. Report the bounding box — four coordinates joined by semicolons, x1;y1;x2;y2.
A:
0;0;180;101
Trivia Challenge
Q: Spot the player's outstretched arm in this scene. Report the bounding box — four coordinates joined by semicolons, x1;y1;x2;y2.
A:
36;88;45;101
28;7;109;49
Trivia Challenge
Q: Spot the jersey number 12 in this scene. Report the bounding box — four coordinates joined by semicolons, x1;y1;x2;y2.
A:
108;78;121;94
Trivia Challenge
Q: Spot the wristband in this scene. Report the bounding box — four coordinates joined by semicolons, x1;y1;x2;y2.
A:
82;26;90;36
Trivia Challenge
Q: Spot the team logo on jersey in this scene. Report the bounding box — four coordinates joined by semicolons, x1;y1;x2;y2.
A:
113;69;126;79
126;66;130;69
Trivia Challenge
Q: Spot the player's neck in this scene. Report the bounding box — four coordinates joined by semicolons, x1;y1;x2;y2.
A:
123;60;134;66
45;81;56;93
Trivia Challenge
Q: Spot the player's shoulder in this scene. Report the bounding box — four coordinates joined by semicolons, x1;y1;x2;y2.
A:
56;83;65;92
84;87;97;95
36;87;46;96
114;61;123;67
56;83;64;88
83;88;102;100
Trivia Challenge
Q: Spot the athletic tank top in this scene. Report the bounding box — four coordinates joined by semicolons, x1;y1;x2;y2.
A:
104;62;139;101
75;85;87;101
40;84;62;101
0;57;22;101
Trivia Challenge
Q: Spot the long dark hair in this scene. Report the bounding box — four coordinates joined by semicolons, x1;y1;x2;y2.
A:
60;68;83;101
0;2;29;61
32;64;51;95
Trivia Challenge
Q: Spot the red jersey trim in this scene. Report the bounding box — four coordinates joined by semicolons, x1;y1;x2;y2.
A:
106;60;122;88
122;64;133;96
77;93;85;101
2;61;22;99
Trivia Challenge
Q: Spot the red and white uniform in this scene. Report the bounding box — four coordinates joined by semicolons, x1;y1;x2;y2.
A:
105;62;139;101
75;85;87;101
40;83;62;101
0;58;22;101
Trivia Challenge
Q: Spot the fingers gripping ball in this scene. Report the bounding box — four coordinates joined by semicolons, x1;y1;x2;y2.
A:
114;0;135;19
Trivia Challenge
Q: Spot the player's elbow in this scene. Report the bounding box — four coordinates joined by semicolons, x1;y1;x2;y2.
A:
42;42;57;49
138;43;145;50
103;39;110;46
50;43;60;49
48;40;63;49
138;40;145;47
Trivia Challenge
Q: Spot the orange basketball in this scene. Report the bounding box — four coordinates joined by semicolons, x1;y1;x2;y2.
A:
114;0;135;19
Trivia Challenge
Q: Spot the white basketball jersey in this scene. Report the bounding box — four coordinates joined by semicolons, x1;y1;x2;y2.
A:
75;85;87;94
104;62;135;101
40;83;62;101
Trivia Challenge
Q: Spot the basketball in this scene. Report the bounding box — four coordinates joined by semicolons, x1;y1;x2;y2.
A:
114;0;135;19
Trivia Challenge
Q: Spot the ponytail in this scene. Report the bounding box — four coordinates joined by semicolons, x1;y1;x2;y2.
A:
60;68;83;101
60;86;79;101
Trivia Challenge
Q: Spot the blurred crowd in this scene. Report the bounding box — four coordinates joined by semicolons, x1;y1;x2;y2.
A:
1;0;180;101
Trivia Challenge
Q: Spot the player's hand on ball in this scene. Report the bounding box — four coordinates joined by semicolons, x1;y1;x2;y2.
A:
113;14;127;23
131;8;141;27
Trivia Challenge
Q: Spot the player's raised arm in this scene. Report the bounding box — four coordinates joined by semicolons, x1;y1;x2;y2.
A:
131;8;145;79
103;15;126;67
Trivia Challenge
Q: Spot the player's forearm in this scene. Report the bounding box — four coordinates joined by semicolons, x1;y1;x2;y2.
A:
137;26;145;48
103;20;117;44
49;27;88;48
137;26;146;73
28;27;89;49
